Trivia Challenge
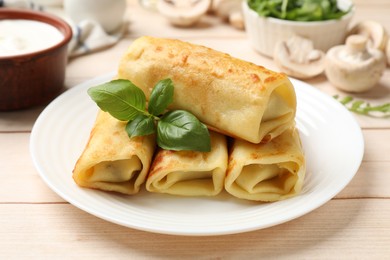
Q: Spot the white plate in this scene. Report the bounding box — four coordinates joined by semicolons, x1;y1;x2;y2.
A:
30;72;364;236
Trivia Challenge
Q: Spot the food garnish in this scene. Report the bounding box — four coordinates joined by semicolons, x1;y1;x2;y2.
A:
334;95;390;117
87;78;211;152
248;0;349;21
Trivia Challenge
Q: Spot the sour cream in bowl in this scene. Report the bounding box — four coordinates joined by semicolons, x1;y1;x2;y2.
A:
0;9;72;111
0;19;64;57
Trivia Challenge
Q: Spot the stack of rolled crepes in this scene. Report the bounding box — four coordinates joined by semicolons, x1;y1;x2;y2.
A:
73;36;306;202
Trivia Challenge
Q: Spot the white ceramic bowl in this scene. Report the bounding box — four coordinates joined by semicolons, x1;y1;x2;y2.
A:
242;0;354;57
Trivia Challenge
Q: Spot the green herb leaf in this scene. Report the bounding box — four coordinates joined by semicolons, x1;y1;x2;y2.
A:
125;114;155;138
148;78;174;116
88;79;212;152
157;110;211;152
339;95;353;105
334;95;390;118
248;0;349;21
87;79;146;121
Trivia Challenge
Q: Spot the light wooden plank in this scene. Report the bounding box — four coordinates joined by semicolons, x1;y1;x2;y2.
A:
0;107;44;132
65;39;133;82
354;0;390;5
352;9;390;32
0;133;64;203
0;199;389;259
336;162;390;198
362;129;390;162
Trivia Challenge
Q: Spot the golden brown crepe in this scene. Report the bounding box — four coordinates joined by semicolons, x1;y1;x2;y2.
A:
146;131;228;196
118;36;296;144
225;127;305;202
72;111;156;194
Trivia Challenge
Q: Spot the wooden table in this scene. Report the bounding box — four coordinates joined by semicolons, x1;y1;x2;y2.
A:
1;0;389;258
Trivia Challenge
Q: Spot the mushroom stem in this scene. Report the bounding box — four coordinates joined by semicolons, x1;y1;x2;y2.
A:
348;20;388;51
346;35;367;54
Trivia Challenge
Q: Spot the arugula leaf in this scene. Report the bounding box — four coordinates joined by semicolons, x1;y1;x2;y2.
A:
148;78;174;116
248;0;349;21
87;79;146;121
157;110;211;152
88;79;211;152
334;95;390;118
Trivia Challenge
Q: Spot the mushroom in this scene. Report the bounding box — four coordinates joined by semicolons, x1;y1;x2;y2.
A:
325;35;386;93
157;0;211;27
348;20;388;52
211;0;244;30
227;11;244;30
387;39;390;66
273;35;325;79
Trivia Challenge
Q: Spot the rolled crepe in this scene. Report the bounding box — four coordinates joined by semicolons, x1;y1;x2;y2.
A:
118;36;296;144
73;111;156;194
146;131;228;196
225;127;305;202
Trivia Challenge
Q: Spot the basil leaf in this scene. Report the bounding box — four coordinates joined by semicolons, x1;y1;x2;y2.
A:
148;78;174;116
88;79;146;121
88;78;212;152
125;114;155;138
157;110;211;152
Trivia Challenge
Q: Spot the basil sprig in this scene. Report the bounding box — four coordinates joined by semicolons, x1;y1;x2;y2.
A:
88;78;211;152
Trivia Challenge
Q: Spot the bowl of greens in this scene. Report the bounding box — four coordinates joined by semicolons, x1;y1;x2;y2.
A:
243;0;354;57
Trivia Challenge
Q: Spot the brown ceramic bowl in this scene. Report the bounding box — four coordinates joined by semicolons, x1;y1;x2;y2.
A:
0;8;72;111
